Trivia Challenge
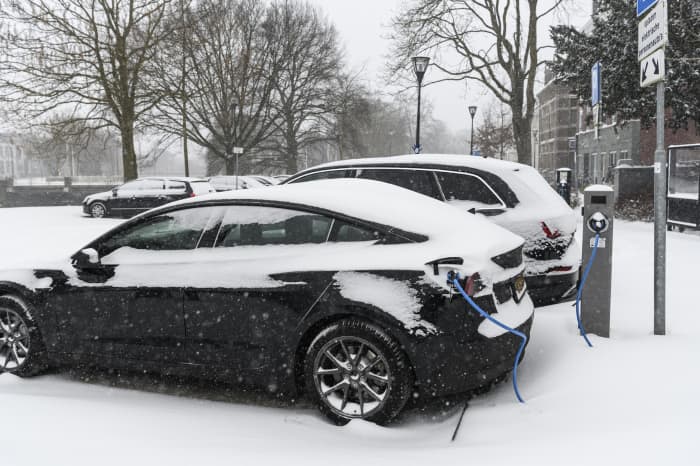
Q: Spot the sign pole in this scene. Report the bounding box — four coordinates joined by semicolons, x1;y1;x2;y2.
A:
653;80;666;335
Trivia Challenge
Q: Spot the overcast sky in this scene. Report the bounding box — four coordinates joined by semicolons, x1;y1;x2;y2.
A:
307;0;593;140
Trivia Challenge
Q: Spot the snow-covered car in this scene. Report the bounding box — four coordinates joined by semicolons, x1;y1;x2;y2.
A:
82;177;214;218
208;175;268;191
284;154;581;306
0;179;533;425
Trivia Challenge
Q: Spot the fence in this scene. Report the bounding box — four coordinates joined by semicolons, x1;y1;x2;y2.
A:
0;176;119;207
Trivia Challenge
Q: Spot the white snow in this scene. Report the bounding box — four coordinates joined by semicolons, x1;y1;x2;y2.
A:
0;206;697;465
477;293;535;338
333;271;437;335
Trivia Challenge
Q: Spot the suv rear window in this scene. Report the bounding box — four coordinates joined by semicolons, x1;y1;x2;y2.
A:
435;172;502;206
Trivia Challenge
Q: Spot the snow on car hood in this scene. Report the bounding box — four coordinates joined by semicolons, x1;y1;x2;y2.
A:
83;190;112;204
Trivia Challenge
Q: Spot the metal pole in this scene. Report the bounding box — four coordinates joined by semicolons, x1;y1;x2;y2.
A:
181;0;189;177
654;80;666;335
500;112;504;159
235;152;239;191
470;117;474;155
415;83;421;151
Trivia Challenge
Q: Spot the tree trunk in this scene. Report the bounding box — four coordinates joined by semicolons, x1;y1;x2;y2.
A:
512;114;532;166
121;118;138;181
225;156;236;175
286;137;298;174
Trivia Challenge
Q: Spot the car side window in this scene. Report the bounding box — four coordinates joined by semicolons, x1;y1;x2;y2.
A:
99;207;218;255
356;168;442;200
435;172;502;206
140;179;165;190
215;206;333;247
294;170;353;182
329;220;383;242
167;181;187;192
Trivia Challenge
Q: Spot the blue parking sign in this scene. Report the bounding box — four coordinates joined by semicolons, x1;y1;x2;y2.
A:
591;62;601;107
637;0;659;17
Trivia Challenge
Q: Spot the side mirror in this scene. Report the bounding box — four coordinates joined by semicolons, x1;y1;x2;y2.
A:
111;187;118;197
73;248;101;268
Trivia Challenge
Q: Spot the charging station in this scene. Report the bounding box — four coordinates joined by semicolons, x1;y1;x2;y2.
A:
580;185;614;338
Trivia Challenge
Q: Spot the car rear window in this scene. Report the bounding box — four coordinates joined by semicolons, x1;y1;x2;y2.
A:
190;181;214;195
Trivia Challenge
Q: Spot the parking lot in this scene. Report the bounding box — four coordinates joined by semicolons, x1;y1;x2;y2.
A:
0;206;698;466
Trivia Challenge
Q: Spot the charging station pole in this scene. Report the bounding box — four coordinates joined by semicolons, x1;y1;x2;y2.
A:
581;186;615;338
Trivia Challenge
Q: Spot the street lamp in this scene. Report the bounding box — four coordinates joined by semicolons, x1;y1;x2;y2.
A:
412;56;430;154
468;105;477;155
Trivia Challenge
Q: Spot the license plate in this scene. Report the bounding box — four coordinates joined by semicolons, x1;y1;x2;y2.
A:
512;274;526;302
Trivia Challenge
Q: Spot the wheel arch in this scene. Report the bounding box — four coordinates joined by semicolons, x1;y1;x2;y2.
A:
292;305;417;397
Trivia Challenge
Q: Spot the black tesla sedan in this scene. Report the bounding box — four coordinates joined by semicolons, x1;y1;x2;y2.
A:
82;177;214;218
0;179;533;424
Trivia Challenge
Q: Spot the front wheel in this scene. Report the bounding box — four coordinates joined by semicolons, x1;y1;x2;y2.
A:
304;319;413;425
89;201;107;218
0;296;48;377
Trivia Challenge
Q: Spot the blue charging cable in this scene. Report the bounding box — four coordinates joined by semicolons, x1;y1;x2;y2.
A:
574;233;600;347
450;273;528;403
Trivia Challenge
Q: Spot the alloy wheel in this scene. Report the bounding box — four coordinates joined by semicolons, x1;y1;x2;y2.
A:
0;309;30;372
90;203;106;218
313;336;392;419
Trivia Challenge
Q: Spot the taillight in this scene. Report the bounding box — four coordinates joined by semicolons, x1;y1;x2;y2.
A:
547;266;573;273
465;273;481;296
541;221;561;239
189;192;196;197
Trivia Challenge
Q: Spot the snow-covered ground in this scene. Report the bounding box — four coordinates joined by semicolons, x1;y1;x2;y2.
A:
0;206;697;466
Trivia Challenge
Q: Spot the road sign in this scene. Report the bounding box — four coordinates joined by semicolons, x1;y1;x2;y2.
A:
637;0;659;17
568;137;577;150
593;104;601;140
591;62;601;107
233;146;244;154
638;0;667;61
640;48;665;87
473;149;481;157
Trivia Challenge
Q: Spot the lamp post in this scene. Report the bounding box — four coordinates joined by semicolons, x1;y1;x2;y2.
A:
468;105;477;155
412;56;430;154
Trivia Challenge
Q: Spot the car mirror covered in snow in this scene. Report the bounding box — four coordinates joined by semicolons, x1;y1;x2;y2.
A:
73;248;100;268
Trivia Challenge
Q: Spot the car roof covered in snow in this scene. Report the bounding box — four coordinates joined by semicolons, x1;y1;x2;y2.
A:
289;154;573;219
162;178;523;249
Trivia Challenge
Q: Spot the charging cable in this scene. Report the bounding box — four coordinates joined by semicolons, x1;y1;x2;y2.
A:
449;273;528;403
575;233;601;347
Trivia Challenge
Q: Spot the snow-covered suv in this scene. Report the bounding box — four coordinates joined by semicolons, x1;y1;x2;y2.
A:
284;154;580;306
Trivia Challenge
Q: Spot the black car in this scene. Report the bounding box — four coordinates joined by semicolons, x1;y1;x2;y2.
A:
0;179;533;425
284;154;581;306
82;177;214;218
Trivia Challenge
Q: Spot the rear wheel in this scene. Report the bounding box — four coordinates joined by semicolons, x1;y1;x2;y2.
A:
304;319;413;425
89;201;107;218
0;296;48;377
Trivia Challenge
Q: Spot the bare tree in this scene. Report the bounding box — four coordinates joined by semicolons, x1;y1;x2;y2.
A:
24;113;120;176
265;0;342;173
151;0;282;175
390;0;565;165
475;105;514;158
0;0;173;181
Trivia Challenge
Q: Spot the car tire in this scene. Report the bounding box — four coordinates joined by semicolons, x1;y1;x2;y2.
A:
89;201;108;218
0;296;48;377
304;318;413;426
